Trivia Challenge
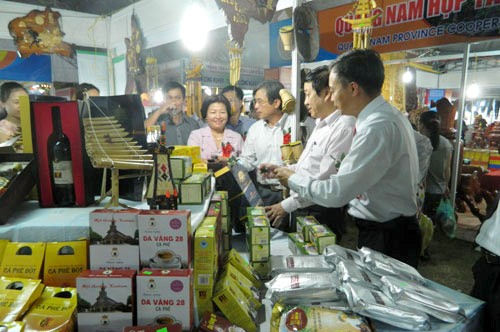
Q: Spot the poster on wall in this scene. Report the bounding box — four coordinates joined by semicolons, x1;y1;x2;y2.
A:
0;51;51;82
319;0;499;55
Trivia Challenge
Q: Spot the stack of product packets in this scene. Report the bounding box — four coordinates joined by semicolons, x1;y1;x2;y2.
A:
246;207;271;278
288;216;336;255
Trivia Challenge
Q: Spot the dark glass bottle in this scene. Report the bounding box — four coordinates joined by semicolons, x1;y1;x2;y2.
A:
47;106;75;206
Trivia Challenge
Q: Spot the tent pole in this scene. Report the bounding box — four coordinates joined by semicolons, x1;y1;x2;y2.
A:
291;0;302;142
450;43;470;208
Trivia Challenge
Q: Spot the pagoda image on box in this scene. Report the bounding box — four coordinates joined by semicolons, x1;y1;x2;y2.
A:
81;95;153;208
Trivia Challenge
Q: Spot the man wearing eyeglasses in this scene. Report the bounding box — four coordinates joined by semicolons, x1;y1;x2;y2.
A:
144;81;200;145
238;80;295;230
274;49;422;268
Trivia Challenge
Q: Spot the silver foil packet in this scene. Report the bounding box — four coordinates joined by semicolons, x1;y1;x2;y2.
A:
324;244;363;266
359;247;427;285
380;275;466;323
270;255;335;277
265;272;341;304
342;282;431;330
336;260;382;290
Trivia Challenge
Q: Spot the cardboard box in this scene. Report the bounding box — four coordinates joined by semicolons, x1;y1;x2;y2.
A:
287;232;304;255
76;269;135;332
199;312;244;332
0;239;9;264
138;210;191;269
89;209;140;270
122;324;182;332
31;101;94;207
250;244;270;263
246;215;270;245
0;322;24;331
179;173;210;204
0;242;46;279
215;190;229;216
296;215;319;242
250;261;272;280
0;276;44;322
212;278;257;332
172;145;201;165
43;240;87;287
224;249;261;288
170;156;192;179
308;224;336;254
22;286;77;331
193;162;208;174
222;264;261;311
0;153;35;225
136;269;193;331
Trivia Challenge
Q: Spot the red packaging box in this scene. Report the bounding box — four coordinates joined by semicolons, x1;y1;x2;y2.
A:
31;101;94;207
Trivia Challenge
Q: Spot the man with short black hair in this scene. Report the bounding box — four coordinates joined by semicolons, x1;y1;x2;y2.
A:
221;85;256;139
144;81;199;145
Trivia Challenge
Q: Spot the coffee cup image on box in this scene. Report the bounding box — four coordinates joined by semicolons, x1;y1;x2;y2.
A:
153;315;180;326
149;249;181;268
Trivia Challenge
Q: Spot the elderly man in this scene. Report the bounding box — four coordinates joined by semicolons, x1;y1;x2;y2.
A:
275;49;421;267
259;66;355;239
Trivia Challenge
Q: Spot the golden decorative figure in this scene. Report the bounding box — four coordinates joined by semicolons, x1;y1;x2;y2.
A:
342;0;380;50
227;42;243;85
185;58;203;119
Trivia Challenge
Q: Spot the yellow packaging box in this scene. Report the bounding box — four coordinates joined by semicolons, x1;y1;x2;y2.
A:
22;286;77;331
172;145;202;164
179;173;210;204
43;240;87;287
19;94;32;153
192;163;208;174
212;278;256;332
250;261;272;280
0;242;46;279
215;190;229;217
287;232;304;255
222;264;261;311
246;206;267;218
224;249;261;288
308;224;337;254
250;244;270;263
0;321;24;331
247;215;270;245
0;239;10;265
0;276;44;322
296;216;319;242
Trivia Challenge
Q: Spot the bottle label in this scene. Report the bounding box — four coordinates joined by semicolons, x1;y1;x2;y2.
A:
52;161;74;184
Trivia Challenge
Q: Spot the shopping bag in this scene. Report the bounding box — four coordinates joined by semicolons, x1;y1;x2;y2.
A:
436;198;457;238
418;213;434;255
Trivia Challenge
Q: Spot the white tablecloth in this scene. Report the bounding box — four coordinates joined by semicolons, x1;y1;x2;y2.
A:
0;179;214;242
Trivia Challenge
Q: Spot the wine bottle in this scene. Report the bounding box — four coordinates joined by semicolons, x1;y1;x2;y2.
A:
47;106;75;206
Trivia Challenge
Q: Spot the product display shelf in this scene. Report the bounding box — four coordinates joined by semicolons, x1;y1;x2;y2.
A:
231;229;485;332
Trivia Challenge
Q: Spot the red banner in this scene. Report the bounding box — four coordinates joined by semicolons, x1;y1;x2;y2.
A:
319;0;499;55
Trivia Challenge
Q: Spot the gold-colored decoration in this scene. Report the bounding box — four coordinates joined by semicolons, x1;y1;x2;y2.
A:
228;43;243;85
279;25;294;51
83;116;153;208
342;0;380;50
185;58;203;119
145;56;158;92
279;89;296;114
380;52;406;113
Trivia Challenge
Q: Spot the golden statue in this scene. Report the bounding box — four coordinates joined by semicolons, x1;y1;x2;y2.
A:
342;0;380;49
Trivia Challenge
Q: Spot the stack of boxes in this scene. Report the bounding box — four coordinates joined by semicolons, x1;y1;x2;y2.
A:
245;207;271;278
288;216;336;255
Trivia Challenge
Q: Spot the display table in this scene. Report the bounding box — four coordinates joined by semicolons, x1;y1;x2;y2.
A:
0;178;215;242
232;229;485;332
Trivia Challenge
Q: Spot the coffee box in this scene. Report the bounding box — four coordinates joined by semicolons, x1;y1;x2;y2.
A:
43;240;87;287
309;224;336;254
212;278;257;332
0;242;46;279
246;206;267;218
193;162;208;174
0;276;44;322
22;286;77;332
179;173;210;205
138;210;191;269
89;209;140;271
0;239;9;265
287;232;304;255
296;215;319;242
76;269;136;332
250;244;270;263
136;269;193;331
0;322;24;331
122;324;182;332
246;215;270;245
215;190;229;216
172;145;201;164
170;156;192;179
222;264;261;311
224;249;261;288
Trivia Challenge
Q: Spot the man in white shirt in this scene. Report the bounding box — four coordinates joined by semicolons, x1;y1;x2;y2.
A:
238;80;294;228
259;66;356;239
275;49;421;267
471;197;500;331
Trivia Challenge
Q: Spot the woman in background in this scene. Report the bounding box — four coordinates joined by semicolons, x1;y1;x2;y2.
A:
0;82;29;143
74;83;100;100
188;94;243;162
419;111;453;223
